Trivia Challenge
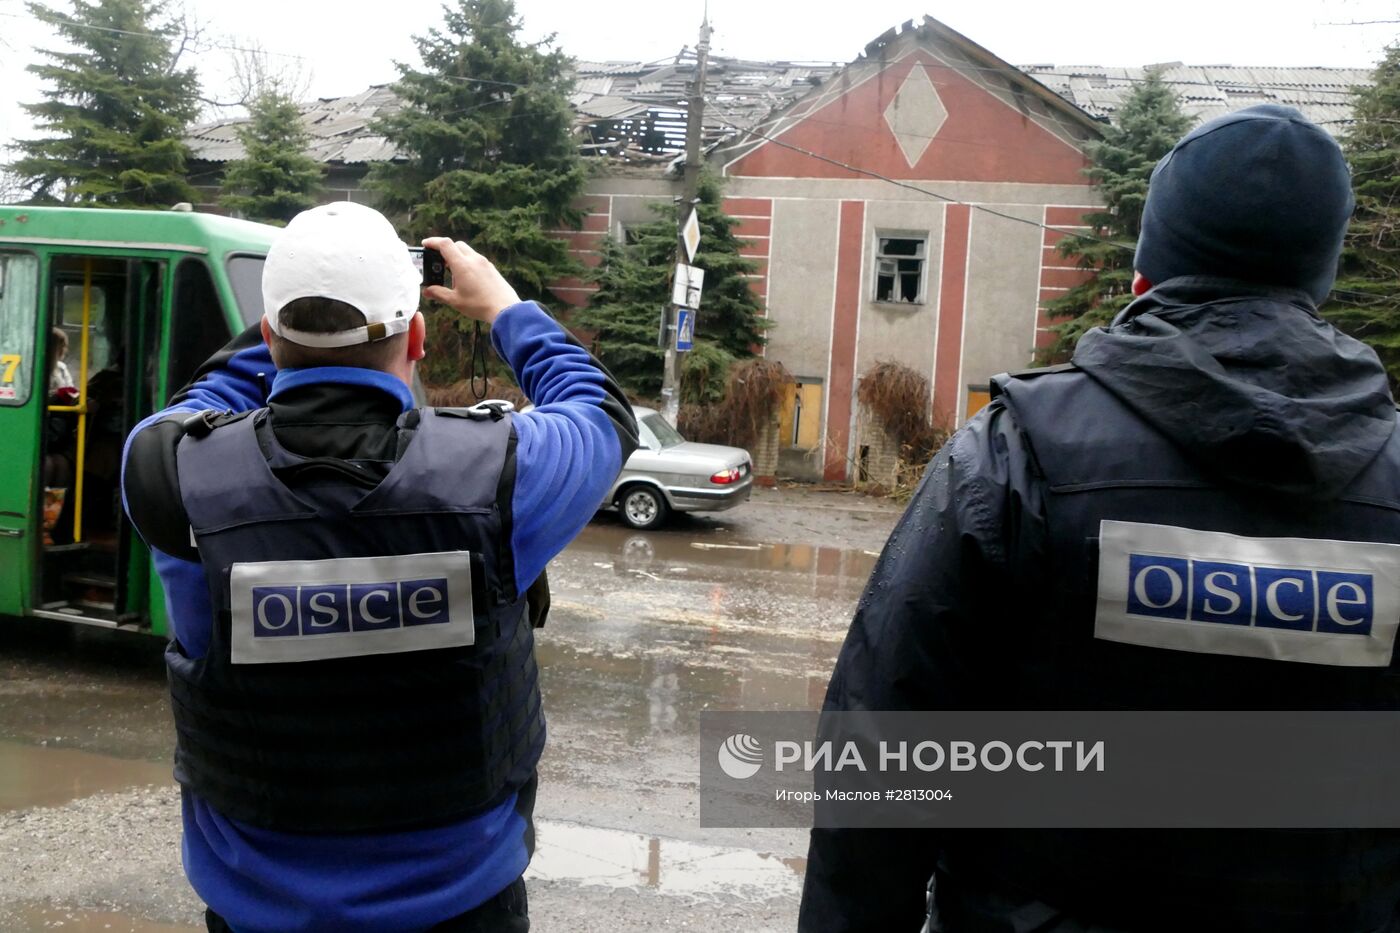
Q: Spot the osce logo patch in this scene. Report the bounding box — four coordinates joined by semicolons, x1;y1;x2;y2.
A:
250;578;451;637
230;552;473;664
1097;522;1400;667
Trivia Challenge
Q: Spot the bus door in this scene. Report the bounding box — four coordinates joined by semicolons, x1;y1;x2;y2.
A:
0;250;44;617
37;255;165;629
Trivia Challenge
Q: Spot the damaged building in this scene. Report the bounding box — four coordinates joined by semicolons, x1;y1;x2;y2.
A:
185;15;1370;482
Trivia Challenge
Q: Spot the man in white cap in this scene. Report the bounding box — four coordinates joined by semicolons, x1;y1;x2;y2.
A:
122;201;638;932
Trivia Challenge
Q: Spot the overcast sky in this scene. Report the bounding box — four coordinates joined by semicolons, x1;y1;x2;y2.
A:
2;0;1398;152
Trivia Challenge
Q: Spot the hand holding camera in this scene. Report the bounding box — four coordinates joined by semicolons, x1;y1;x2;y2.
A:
420;237;521;326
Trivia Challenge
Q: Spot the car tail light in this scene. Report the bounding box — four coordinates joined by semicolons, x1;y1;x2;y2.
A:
711;467;741;485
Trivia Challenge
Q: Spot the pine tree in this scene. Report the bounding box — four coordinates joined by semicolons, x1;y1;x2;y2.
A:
369;0;585;308
1039;70;1191;362
9;0;201;207
1324;45;1400;389
573;173;767;399
219;89;323;224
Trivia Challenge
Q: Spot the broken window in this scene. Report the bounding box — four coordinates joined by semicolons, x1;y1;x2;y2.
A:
875;235;926;303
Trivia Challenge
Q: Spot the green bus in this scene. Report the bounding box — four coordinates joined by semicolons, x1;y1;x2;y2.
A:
0;204;279;636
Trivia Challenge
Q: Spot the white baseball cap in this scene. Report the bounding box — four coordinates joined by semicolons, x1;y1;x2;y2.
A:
262;201;421;348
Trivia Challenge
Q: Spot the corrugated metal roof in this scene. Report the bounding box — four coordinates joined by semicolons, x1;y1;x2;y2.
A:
575;95;649;120
1022;64;1370;135
187;51;844;165
187;52;1372;169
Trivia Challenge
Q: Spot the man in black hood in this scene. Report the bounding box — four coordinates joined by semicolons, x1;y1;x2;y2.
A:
799;105;1400;932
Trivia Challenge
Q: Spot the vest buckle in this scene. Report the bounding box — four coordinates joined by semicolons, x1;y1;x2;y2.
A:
181;409;236;438
464;400;516;422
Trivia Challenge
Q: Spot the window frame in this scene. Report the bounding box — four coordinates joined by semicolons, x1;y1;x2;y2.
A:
872;231;930;306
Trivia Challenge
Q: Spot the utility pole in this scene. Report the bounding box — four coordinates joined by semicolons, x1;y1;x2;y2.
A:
660;11;712;427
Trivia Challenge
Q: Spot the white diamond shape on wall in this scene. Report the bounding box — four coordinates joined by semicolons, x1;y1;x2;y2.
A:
882;66;948;168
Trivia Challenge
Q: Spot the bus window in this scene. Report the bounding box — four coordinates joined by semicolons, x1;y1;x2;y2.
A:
168;258;232;398
0;253;40;405
226;254;266;327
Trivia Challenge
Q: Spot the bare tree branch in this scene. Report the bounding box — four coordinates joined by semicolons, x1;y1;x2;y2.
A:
166;3;210;76
223;37;313;109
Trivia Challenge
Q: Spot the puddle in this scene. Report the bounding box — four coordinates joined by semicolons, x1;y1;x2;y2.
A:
0;740;171;812
528;819;804;899
6;905;196;932
569;524;878;583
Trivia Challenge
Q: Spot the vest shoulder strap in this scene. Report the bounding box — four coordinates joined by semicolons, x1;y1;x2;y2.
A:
176;410;310;530
353;407;513;514
179;407;258;439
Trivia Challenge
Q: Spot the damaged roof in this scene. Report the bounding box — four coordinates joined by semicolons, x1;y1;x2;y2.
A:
185;32;1373;169
187;85;403;165
185;52;844;166
1022;64;1371;134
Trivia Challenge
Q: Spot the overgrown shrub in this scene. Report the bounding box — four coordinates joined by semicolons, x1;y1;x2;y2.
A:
678;357;789;451
680;342;737;404
857;360;950;498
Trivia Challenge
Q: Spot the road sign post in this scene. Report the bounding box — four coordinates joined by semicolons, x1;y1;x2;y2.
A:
676;308;695;351
682;208;701;264
672;263;705;310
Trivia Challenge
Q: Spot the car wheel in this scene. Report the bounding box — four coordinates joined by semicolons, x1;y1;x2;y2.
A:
619;485;668;530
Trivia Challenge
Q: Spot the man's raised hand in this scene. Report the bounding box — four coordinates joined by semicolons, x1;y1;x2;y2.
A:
421;236;521;325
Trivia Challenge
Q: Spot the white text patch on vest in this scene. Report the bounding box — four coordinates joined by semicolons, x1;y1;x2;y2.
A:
1095;521;1400;667
228;552;474;664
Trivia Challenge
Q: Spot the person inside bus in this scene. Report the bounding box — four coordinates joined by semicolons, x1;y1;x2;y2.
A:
42;327;77;545
83;311;129;540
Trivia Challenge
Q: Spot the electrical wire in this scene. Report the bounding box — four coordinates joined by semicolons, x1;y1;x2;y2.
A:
0;9;306;60
707;108;1133;251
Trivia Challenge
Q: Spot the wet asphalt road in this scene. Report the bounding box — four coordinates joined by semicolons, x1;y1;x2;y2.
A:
0;487;901;932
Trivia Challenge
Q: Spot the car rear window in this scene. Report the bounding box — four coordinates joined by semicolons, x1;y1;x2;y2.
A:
642;413;684;448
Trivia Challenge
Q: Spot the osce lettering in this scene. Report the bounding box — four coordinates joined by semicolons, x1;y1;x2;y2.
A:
251;578;451;637
1096;521;1400;667
1126;555;1373;635
229;552;474;663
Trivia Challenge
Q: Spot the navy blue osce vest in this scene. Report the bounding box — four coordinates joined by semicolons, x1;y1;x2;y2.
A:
945;367;1400;930
170;407;544;834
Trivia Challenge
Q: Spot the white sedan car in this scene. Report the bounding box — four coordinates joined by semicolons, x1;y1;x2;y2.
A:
602;406;754;529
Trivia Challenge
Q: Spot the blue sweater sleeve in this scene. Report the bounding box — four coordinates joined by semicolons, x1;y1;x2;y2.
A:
491;302;639;597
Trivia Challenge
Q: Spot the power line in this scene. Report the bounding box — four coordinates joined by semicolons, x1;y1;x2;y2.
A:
708;109;1133;252
0;9;306;60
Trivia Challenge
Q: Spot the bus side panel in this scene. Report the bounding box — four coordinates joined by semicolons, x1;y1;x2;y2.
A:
0;404;41;617
0;252;46;618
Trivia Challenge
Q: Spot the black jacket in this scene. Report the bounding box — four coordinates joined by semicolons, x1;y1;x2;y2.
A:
799;278;1400;932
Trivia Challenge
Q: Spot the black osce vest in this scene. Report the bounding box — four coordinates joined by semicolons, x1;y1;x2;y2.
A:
170;407;543;834
946;367;1400;932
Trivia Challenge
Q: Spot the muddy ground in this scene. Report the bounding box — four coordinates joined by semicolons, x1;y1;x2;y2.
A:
0;485;902;932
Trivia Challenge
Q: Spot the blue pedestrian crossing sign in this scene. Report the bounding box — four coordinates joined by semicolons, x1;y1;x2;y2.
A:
676;308;695;351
